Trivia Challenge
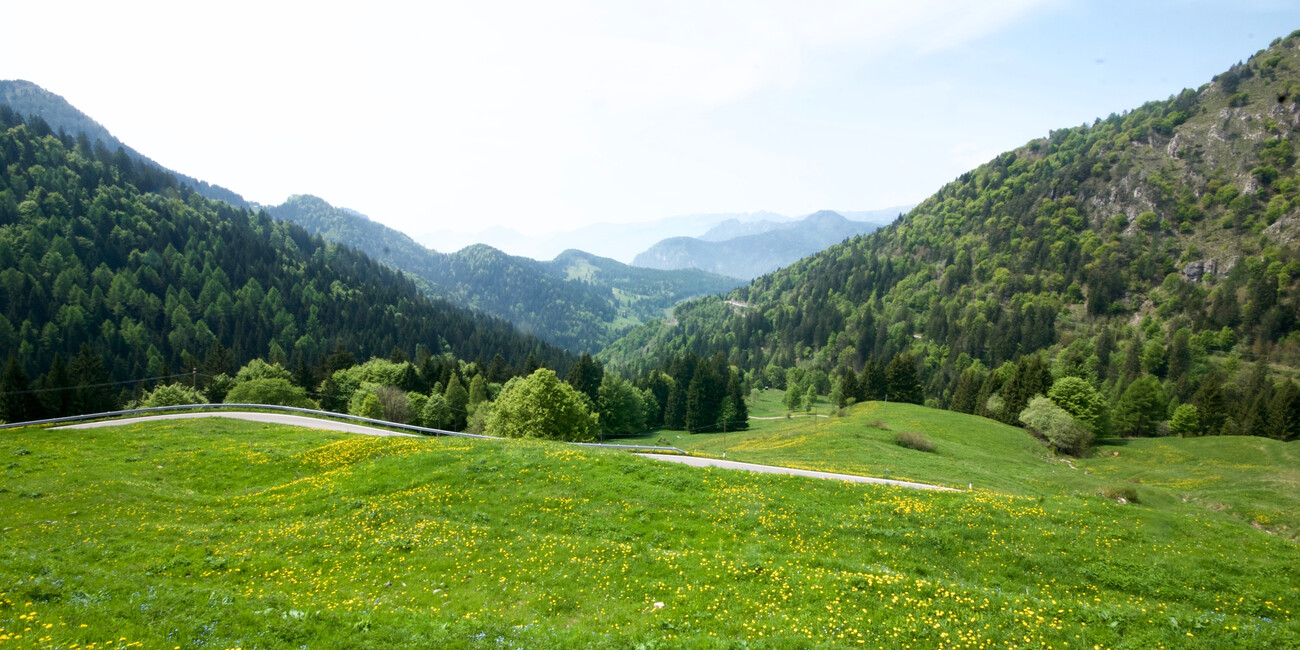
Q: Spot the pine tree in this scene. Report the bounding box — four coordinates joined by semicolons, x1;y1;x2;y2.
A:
859;359;886;401
685;362;722;433
566;353;604;404
467;375;489;414
836;369;858;408
69;345;114;415
949;367;984;414
885;353;923;405
726;374;749;429
39;353;73;417
1191;372;1227;436
1267;380;1300;441
444;373;469;430
0;356;42;423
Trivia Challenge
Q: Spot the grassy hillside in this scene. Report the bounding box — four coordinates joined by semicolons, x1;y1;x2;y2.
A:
600;30;1300;443
2;418;1297;647
625;391;1300;539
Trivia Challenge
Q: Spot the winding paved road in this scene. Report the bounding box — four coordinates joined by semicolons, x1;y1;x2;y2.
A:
54;412;420;437
638;453;958;491
56;413;956;491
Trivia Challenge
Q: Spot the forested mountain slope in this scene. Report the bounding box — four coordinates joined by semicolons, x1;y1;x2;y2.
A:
633;210;886;280
267;194;742;352
0;107;571;400
0;80;249;208
604;30;1300;441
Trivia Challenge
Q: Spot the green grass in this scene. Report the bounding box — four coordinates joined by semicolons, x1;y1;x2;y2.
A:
1;416;1298;647
628;392;1300;538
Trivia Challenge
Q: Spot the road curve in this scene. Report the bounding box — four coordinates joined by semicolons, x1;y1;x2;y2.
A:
638;453;958;491
54;412;420;437
54;413;955;491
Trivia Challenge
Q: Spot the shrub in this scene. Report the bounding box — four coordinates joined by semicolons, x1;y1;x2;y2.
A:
1047;376;1106;436
864;419;890;430
1099;486;1139;503
486;369;597;441
138;383;207;408
894;431;935;452
233;359;292;384
373;385;411;424
224;378;315;409
1020;395;1094;456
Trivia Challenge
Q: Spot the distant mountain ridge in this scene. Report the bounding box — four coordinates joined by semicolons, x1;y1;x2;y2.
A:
418;211;791;263
698;206;909;242
266;195;743;352
633;210;891;280
0;80;249;208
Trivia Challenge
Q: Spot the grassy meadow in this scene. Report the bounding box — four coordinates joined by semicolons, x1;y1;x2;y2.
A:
627;391;1300;539
1;413;1298;648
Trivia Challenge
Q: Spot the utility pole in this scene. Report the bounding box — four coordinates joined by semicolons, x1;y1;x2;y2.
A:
192;367;197;390
722;419;727;459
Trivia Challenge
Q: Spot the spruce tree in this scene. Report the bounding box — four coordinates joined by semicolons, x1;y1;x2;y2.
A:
444;373;469;430
1267;381;1300;441
1191;372;1227;435
40;353;73;417
885;353;923;405
685;363;722;433
565;353;604;404
0;356;42;423
726;374;749;429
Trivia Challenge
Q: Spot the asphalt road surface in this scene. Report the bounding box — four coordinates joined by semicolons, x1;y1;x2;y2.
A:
56;413;955;490
54;412;420;437
638;453;958;491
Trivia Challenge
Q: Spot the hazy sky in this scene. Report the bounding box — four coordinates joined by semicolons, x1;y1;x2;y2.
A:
3;1;1298;237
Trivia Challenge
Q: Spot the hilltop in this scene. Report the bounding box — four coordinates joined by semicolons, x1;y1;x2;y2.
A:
0;80;248;208
604;30;1300;444
633;210;890;280
267;194;743;352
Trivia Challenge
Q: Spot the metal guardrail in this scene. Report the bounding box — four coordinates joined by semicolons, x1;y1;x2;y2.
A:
0;403;687;454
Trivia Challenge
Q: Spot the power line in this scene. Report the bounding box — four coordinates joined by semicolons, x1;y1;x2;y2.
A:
0;371;205;397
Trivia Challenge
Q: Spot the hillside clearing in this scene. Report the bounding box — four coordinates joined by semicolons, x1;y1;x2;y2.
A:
2;418;1297;647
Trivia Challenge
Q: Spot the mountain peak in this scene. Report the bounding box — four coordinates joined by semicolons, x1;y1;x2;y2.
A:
803;210;848;224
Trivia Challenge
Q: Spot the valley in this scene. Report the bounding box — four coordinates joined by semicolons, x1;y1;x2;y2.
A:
3;17;1300;650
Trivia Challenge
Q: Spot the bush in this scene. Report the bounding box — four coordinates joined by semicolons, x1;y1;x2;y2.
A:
1047;376;1106;436
224;378;315;409
864;419;890;430
420;393;454;430
1099;486;1139;503
234;359;292;384
374;385;411;424
894;431;935;452
486;369;597;441
139;383;207;408
1020;395;1094;456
